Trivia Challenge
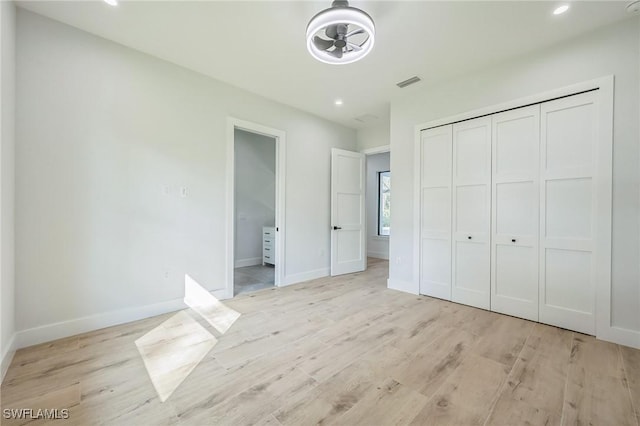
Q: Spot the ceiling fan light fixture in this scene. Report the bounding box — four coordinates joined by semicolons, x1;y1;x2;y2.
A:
306;1;375;65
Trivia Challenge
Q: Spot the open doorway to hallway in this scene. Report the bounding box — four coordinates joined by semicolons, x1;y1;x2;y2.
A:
365;150;390;275
233;128;276;295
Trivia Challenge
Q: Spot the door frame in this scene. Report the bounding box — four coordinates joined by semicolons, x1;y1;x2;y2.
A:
226;118;286;298
411;75;634;348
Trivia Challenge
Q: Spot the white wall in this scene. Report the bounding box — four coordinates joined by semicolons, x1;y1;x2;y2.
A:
389;18;640;341
234;129;275;267
14;10;356;346
366;152;390;260
357;119;390;152
0;0;16;379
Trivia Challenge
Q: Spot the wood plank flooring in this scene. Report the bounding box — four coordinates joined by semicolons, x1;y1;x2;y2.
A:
1;258;638;425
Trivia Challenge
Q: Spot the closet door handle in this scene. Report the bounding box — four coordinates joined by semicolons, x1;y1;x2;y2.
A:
512;239;517;243
333;226;342;230
467;236;472;240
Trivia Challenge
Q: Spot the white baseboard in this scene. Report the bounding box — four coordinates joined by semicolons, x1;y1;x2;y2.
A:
367;251;389;260
387;278;419;295
235;257;262;268
599;325;640;350
1;333;16;384
384;281;640;349
13;286;231;352
14;297;190;350
283;268;330;286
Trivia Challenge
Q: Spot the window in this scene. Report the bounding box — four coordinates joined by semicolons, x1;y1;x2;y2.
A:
378;171;391;236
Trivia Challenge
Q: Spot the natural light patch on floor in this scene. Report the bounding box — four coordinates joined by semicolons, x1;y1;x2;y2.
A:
184;274;241;334
135;311;217;402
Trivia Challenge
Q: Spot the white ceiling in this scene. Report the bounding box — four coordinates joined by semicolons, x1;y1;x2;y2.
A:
16;0;633;129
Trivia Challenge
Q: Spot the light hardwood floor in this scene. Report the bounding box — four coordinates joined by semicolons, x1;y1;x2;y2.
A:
1;258;639;425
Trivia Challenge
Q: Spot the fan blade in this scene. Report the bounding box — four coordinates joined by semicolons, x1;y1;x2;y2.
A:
330;47;343;59
325;25;338;39
347;42;363;52
346;28;365;38
313;36;335;51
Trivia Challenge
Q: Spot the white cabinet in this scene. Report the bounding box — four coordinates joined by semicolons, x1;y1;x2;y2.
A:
491;105;540;322
417;90;607;337
262;226;275;266
452;117;492;310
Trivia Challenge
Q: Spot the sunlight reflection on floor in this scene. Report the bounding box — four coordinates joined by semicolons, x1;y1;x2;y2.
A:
184;274;241;334
136;276;242;403
135;311;217;402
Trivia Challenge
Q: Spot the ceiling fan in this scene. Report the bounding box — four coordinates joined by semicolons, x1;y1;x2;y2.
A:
306;0;376;65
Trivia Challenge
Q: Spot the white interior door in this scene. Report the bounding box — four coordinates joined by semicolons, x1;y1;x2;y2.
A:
491;105;540;321
331;148;366;276
540;91;598;335
419;125;452;300
452;117;491;309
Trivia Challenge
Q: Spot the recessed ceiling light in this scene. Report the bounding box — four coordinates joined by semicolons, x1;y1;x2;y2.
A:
104;0;118;6
553;5;569;15
335;99;344;106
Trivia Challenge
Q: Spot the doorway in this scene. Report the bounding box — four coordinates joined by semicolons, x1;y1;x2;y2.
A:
226;119;286;297
365;147;390;275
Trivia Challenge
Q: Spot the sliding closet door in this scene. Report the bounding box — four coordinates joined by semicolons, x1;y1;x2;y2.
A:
451;117;491;309
540;91;598;335
419;125;453;300
490;106;540;321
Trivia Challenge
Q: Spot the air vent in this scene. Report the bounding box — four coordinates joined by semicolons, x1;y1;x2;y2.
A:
396;76;421;88
354;114;379;123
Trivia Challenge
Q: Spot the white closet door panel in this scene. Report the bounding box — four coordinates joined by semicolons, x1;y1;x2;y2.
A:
545;177;592;239
494;244;538;320
422;129;452;187
491;105;540;321
540;91;597;335
495;181;536;236
545;101;594;172
452;117;491;310
422;239;451;299
454;241;490;308
455;125;490;184
420;125;453;300
495;115;537;178
545;249;593;312
455;185;489;234
422;187;450;237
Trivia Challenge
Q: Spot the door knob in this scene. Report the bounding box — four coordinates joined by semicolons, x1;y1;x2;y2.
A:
333;226;342;230
512;239;517;243
467;236;472;240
